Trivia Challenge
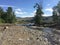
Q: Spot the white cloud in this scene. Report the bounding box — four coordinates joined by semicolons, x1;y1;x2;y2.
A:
20;10;36;17
15;11;23;15
15;8;27;15
15;8;22;12
0;5;15;7
29;10;36;17
34;10;36;13
47;4;50;6
31;10;36;15
0;5;35;17
42;14;52;16
33;10;36;15
45;8;53;12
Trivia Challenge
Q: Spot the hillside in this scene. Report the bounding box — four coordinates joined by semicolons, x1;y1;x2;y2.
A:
16;17;33;21
16;16;53;24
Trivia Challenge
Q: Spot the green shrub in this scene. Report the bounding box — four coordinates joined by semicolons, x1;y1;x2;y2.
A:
0;18;5;23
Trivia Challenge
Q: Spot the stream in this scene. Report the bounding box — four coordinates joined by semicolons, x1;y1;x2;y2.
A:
43;27;53;34
17;24;60;45
26;26;60;45
42;27;60;45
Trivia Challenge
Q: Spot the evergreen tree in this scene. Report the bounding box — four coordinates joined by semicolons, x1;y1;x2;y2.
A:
1;7;16;23
52;6;58;23
6;7;13;23
34;3;43;26
11;12;16;23
0;7;5;23
1;12;7;23
6;7;16;23
0;7;4;17
52;1;60;24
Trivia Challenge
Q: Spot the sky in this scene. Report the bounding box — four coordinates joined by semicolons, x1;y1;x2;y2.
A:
0;0;60;17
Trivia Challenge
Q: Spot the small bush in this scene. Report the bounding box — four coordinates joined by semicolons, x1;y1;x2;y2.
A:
0;18;5;23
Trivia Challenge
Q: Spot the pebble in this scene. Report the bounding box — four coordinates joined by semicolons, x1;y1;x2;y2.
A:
59;39;60;42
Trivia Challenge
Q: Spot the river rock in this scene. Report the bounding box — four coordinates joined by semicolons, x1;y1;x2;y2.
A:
0;26;59;45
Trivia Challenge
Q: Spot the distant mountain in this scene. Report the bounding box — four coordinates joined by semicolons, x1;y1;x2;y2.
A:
16;16;53;23
16;17;34;23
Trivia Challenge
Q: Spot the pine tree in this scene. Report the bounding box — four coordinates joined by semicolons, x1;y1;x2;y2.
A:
34;3;43;26
6;7;16;23
52;1;60;24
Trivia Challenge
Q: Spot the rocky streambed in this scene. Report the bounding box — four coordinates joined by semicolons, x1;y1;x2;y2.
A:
0;26;60;45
